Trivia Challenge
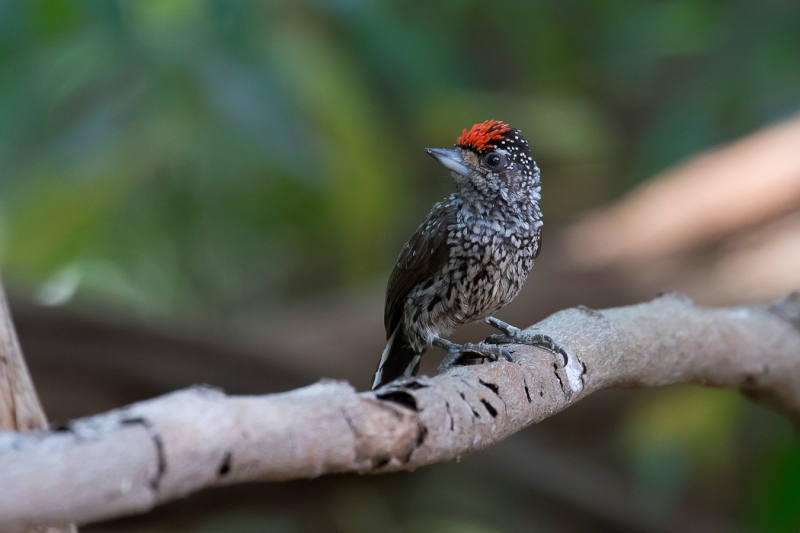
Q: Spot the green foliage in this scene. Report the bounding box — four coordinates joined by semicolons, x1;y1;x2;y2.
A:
618;386;745;505
1;0;798;320
749;435;800;533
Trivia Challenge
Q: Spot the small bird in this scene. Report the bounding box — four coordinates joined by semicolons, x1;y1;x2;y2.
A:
372;120;543;389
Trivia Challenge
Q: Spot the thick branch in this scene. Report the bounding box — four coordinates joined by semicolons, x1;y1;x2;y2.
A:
1;293;799;530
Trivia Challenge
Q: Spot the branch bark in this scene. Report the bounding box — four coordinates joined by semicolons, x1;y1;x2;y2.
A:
1;293;799;531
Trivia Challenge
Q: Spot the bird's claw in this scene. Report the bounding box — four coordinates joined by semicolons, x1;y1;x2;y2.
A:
485;316;524;337
484;316;566;357
435;340;513;372
484;316;540;345
458;342;513;362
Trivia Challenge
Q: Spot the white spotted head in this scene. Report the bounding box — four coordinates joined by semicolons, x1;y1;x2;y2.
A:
427;120;540;205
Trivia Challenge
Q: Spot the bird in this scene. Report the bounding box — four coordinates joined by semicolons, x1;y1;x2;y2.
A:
372;120;543;390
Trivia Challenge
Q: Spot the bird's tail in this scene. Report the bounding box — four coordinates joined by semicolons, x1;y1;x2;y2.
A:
372;327;421;390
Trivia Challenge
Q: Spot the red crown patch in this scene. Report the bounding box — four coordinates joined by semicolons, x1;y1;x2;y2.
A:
456;120;511;151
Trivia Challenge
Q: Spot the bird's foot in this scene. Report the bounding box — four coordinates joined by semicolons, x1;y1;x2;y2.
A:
483;316;526;345
484;316;562;353
433;337;513;372
485;316;585;402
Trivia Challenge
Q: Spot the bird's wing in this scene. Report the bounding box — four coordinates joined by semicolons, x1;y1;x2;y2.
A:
384;200;456;338
532;225;542;259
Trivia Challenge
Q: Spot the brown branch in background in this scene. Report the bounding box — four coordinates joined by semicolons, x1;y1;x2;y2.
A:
552;113;800;311
1;292;799;531
0;282;47;432
0;282;78;533
563;113;800;268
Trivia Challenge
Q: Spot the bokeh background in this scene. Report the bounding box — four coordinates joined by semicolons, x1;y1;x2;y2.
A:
3;1;800;532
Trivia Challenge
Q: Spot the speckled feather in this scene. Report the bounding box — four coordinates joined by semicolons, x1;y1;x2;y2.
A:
374;123;542;388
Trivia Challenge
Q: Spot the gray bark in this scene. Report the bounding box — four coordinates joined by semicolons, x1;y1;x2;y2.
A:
1;292;799;531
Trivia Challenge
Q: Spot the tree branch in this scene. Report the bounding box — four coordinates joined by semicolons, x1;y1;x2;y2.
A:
0;283;48;432
1;292;799;531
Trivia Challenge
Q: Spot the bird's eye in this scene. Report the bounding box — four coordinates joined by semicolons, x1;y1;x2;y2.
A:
484;153;505;168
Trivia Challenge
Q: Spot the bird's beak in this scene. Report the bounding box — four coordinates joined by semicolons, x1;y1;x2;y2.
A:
426;148;470;178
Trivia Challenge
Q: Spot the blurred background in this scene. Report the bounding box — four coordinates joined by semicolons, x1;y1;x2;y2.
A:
2;0;800;531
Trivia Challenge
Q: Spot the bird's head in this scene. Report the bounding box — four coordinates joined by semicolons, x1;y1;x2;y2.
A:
426;120;539;203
